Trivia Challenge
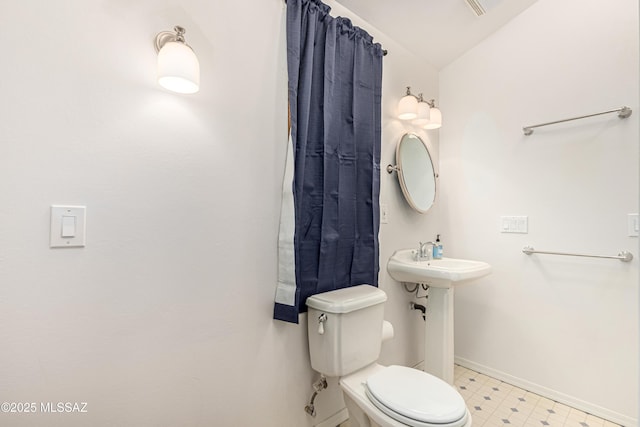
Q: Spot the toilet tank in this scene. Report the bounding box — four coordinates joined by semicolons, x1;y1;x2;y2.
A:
306;285;387;377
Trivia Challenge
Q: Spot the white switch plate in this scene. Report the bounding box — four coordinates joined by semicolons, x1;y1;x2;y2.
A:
628;213;639;237
50;205;86;248
500;216;528;233
380;203;389;224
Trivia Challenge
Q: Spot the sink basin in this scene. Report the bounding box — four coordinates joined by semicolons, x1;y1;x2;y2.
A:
387;249;491;288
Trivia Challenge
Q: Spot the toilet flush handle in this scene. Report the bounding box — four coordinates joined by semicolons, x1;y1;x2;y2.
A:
317;313;328;335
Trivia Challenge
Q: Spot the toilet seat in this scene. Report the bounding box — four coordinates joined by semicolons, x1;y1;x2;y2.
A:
364;365;468;427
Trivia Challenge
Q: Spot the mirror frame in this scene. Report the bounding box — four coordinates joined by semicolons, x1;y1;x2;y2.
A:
393;133;437;214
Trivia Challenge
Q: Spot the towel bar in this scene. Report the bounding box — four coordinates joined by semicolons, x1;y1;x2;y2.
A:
523;106;632;135
522;246;633;262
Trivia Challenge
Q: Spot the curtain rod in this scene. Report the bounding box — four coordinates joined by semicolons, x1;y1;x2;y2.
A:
283;0;388;56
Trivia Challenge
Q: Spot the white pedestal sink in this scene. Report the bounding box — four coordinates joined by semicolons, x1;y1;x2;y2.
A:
387;249;491;384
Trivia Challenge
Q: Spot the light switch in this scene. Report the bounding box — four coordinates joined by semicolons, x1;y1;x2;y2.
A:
500;216;528;234
50;205;86;248
61;216;76;237
380;203;389;224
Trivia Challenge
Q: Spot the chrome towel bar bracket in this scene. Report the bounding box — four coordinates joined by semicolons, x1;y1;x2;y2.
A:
522;246;633;262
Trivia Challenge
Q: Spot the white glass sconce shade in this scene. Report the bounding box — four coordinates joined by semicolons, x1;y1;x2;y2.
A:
155;26;200;94
412;95;431;127
398;87;418;120
398;95;418;120
157;42;200;93
423;106;442;129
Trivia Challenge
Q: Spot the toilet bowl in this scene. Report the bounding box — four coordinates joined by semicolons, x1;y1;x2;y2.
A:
305;285;471;427
340;364;470;427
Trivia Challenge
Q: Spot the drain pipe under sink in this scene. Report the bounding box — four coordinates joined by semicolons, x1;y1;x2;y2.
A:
410;301;426;321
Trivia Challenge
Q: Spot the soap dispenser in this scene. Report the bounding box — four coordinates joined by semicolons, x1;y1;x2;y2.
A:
433;234;443;259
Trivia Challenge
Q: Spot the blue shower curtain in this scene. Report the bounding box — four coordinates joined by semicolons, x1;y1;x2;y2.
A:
274;0;383;323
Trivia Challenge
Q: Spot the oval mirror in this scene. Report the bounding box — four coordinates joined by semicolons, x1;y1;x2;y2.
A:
393;133;436;214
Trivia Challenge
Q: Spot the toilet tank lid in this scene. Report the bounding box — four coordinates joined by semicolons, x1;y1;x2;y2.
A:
306;285;387;314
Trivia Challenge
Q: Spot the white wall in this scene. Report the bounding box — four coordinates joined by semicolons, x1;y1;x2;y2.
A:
439;0;639;424
0;1;437;426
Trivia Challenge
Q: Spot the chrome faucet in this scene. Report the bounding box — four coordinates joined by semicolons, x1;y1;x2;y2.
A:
417;241;436;261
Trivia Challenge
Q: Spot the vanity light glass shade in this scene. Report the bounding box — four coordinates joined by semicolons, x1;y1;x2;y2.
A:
424;106;442;129
157;41;200;94
398;94;418;120
412;99;431;127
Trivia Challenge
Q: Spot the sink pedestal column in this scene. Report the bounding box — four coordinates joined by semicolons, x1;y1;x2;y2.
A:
387;249;491;384
423;286;454;384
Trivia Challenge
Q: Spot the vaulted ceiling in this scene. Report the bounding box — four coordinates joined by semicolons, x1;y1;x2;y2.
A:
335;0;539;69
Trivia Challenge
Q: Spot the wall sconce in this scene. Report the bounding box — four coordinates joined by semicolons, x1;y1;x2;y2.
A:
154;26;200;94
397;87;442;129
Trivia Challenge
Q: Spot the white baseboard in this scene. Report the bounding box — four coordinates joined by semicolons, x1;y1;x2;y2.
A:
314;407;349;427
455;357;637;427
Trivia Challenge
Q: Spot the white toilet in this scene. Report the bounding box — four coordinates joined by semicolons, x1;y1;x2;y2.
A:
306;285;471;427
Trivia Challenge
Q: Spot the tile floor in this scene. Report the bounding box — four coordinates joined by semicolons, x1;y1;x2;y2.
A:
338;365;623;427
453;365;621;427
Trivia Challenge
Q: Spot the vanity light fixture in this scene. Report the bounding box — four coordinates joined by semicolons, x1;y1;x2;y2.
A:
154;25;200;94
397;87;442;129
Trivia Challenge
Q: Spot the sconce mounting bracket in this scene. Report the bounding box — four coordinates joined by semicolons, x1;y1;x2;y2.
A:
154;26;188;53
